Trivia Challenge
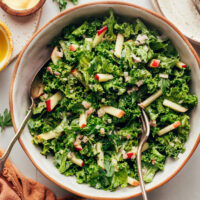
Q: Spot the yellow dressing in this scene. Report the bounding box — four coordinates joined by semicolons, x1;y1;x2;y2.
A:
2;0;40;10
0;30;8;63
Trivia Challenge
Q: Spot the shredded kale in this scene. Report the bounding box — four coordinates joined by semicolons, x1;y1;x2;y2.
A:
28;10;197;190
0;109;12;132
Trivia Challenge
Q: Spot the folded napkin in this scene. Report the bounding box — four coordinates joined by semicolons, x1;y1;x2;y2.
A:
0;149;84;200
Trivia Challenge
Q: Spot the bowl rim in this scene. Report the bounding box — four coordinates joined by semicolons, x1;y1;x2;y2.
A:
9;1;200;199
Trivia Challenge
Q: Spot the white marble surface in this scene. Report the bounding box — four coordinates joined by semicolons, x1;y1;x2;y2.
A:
0;0;200;199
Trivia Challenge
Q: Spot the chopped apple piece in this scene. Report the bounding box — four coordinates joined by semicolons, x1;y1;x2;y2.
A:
74;135;83;151
163;99;188;112
158;121;181;136
69;44;79;52
93;25;108;48
51;46;63;65
68;152;84;167
82;101;91;109
114;33;124;58
127;177;139;186
96;142;105;170
159;73;169;79
37;116;67;141
149;59;160;68
79;113;87;128
138;89;163;109
46;92;62;112
124;143;149;160
71;69;85;86
99;106;125;118
176;61;187;69
95;74;114;82
126;146;138;159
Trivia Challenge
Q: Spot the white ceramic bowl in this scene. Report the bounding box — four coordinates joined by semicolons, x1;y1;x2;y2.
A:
9;2;200;199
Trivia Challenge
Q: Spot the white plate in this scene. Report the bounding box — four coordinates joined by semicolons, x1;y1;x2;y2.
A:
151;0;200;45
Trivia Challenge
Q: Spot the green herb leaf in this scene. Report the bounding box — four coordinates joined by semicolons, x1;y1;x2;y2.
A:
54;0;78;11
0;109;12;132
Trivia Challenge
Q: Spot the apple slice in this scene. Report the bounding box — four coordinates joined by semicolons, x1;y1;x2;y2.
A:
79;113;87;128
82;101;91;109
163;99;188;112
37;116;67;141
138;89;163;109
46;92;62;112
149;59;160;68
99;106;125;118
69;44;79;52
158;121;181;136
127;177;139;186
93;25;108;48
71;68;85;86
96;142;105;170
51;46;63;65
114;33;124;58
159;73;169;79
95;74;114;82
68;152;84;167
176;61;187;69
74;135;83;151
126;146;138;159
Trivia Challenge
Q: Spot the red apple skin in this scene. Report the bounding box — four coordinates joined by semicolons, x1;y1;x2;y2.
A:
149;59;160;68
72;68;76;74
181;64;187;68
80;124;86;128
69;45;76;52
46;99;51;112
81;161;84;167
95;74;99;81
118;111;125;118
152;59;160;67
97;26;108;36
173;121;181;128
127;152;134;159
75;146;82;151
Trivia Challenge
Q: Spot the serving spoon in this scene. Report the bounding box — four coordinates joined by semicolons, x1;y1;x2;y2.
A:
0;58;49;173
137;109;150;200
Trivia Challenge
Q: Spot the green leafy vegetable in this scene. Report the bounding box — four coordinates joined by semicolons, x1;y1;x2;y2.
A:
28;9;197;191
0;109;12;132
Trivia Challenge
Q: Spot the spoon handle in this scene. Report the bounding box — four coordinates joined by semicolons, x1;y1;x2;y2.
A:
137;143;148;200
0;108;33;173
137;109;150;200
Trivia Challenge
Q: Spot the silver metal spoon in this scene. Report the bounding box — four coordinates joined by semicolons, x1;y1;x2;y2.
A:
0;58;49;173
137;109;150;200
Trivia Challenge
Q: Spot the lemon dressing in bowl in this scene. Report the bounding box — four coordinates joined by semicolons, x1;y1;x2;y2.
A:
2;0;40;10
0;21;12;71
0;29;8;63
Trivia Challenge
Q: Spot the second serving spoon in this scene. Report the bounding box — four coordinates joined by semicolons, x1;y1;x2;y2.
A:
137;109;150;200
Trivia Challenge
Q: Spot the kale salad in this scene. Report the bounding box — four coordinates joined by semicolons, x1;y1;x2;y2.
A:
28;10;197;190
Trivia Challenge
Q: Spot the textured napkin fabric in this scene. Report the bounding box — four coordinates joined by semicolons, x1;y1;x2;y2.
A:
0;149;86;200
0;148;56;200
